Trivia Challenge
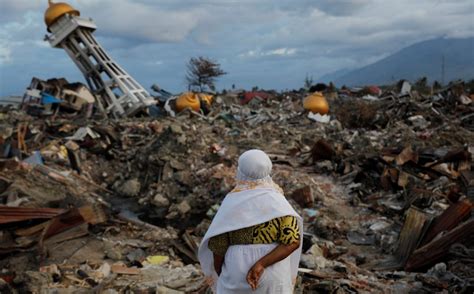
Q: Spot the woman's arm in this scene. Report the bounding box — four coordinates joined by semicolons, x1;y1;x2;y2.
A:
246;240;300;290
213;253;225;275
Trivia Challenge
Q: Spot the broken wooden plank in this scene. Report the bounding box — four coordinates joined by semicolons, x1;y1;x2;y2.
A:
44;223;89;246
38;208;86;253
182;230;199;254
39;205;107;252
405;219;474;271
0;234;36;255
14;205;105;237
17;123;28;153
395;207;431;266
171;240;198;263
111;264;140;275
15;221;50;237
421;200;472;246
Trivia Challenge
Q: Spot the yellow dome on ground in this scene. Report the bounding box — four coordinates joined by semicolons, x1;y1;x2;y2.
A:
303;92;329;115
45;0;80;28
198;93;213;105
176;92;201;112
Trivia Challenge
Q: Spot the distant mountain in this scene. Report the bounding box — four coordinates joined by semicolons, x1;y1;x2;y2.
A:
319;68;352;84
328;37;474;86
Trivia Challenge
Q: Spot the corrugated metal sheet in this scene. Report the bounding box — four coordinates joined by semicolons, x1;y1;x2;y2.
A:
421;200;472;246
0;206;65;224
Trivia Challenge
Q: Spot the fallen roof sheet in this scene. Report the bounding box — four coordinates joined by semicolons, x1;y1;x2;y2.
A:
0;206;65;224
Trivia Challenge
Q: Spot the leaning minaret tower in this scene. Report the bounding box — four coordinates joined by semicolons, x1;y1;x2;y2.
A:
44;0;154;117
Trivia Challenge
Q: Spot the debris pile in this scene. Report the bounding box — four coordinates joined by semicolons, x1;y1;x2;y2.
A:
22;77;95;118
0;79;473;293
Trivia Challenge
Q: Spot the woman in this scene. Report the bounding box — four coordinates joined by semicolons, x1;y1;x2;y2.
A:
198;149;302;293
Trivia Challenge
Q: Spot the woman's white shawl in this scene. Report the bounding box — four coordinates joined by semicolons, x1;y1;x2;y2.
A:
198;184;303;289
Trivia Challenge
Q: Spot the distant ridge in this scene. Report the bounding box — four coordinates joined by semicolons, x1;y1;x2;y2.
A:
321;37;474;86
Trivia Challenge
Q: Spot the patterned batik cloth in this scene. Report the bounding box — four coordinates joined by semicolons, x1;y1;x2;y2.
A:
208;215;301;256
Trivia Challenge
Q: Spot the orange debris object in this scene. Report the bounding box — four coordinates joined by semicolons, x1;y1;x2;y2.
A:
303;92;329;115
176;92;201;112
198;93;213;106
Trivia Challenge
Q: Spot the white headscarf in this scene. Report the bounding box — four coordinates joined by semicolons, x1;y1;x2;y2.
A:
236;149;273;181
198;149;303;290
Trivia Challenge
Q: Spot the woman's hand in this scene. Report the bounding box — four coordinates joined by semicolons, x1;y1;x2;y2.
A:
246;261;265;290
246;241;301;289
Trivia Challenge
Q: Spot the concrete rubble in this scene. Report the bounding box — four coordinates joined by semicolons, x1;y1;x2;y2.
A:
0;79;473;293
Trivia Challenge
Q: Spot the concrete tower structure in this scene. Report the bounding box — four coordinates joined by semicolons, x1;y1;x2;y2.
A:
44;1;154;117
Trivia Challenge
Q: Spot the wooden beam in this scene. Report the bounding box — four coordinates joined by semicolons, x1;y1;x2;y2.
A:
395;207;431;266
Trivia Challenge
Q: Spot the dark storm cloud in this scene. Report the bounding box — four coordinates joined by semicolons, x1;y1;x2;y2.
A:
1;0;473;96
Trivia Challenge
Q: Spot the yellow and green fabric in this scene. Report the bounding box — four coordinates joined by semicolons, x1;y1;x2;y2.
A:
208;215;300;256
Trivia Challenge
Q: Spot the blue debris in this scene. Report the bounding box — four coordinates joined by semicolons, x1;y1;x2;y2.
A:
41;93;62;105
23;151;44;165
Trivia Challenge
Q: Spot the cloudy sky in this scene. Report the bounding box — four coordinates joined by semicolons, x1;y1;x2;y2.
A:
0;0;473;96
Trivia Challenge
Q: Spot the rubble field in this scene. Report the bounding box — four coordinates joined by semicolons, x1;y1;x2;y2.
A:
0;80;473;293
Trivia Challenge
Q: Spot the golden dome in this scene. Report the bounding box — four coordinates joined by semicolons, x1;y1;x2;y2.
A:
198;93;214;105
303;92;329;115
44;0;80;28
176;92;201;112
